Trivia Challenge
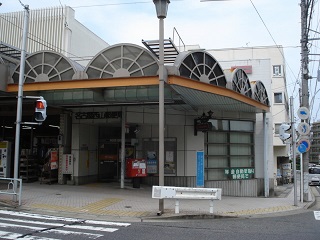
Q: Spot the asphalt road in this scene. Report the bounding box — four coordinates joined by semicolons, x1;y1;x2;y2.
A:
1;187;320;240
1;208;319;240
115;210;320;240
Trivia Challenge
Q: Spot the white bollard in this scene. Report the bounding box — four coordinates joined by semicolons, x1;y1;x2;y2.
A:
175;199;180;214
209;199;214;213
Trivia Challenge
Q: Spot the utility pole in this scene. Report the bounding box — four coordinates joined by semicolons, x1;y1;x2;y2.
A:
290;96;298;206
300;0;310;201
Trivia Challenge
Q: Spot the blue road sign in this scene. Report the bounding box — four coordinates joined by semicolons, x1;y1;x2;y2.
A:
297;107;310;120
297;144;307;154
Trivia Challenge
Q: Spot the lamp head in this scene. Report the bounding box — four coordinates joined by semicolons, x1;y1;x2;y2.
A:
153;0;170;19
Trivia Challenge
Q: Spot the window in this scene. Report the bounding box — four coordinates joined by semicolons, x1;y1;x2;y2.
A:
274;92;283;103
273;65;282;76
205;120;254;181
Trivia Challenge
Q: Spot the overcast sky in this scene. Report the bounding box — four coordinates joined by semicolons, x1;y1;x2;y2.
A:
1;0;319;122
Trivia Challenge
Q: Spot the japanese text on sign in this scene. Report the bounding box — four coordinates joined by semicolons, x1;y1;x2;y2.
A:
224;168;254;180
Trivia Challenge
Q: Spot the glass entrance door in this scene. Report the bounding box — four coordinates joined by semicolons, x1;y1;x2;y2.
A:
98;143;119;181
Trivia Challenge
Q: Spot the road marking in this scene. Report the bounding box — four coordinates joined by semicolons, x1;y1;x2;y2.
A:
0;222;103;239
1;217;64;227
0;210;131;239
0;222;44;231
0;230;58;240
0;230;26;240
0;210;81;222
314;211;320;220
64;225;118;232
0;217;121;232
0;210;131;227
86;219;131;227
44;229;103;239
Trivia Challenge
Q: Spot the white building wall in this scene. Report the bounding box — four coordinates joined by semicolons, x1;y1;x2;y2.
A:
66;7;109;66
0;6;109;67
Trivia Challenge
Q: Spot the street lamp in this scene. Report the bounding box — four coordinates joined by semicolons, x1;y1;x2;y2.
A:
13;4;29;199
153;0;170;215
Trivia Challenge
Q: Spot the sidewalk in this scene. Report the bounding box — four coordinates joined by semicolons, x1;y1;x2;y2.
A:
0;181;315;222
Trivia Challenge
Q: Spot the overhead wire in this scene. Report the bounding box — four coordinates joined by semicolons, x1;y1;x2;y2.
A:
70;0;182;9
249;0;300;102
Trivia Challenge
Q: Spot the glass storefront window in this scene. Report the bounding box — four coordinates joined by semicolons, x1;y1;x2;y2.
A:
209;119;229;131
230;120;254;131
205;119;254;181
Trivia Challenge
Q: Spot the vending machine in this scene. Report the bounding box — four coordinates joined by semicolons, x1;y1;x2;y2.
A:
0;141;11;178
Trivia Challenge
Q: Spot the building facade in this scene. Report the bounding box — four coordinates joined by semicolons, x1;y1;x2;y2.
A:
206;46;290;185
0;7;280;197
310;121;320;164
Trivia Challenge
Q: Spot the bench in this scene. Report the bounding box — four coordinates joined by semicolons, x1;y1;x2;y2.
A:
152;186;222;214
0;177;22;206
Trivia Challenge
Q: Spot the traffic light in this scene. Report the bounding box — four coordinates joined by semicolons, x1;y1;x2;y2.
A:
34;98;47;122
279;123;291;141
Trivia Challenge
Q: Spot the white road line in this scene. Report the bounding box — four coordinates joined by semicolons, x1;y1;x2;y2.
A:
1;217;64;227
46;229;103;239
0;210;131;227
0;222;103;239
65;225;118;232
86;219;131;227
1;217;121;232
0;230;59;240
0;230;23;240
0;222;45;231
314;211;320;220
0;210;81;222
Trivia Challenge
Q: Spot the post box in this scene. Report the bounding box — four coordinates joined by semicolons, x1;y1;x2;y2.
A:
126;158;147;178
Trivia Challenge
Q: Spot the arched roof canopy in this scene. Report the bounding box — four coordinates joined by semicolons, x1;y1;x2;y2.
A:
174;51;227;87
11;50;84;83
252;81;270;106
6;46;269;113
85;43;159;79
230;68;252;98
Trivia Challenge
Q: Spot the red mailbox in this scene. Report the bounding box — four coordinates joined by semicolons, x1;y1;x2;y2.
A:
126;158;147;178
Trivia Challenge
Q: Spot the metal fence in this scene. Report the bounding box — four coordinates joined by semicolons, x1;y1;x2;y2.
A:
0;177;22;206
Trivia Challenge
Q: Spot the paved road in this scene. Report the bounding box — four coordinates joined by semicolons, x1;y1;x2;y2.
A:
116;210;320;240
0;210;131;239
2;208;320;240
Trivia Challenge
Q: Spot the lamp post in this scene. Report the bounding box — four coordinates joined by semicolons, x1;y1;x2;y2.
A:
13;4;29;197
153;0;170;214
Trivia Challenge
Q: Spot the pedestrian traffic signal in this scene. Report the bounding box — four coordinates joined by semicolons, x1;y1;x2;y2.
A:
34;98;47;122
279;123;291;141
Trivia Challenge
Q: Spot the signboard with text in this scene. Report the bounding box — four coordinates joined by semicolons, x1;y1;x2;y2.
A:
224;168;255;180
196;151;204;187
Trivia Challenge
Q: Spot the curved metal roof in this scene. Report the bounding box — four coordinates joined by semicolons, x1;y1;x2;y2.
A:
6;47;269;113
230;68;252;98
11;50;84;83
252;81;270;106
174;51;227;87
85;43;159;79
